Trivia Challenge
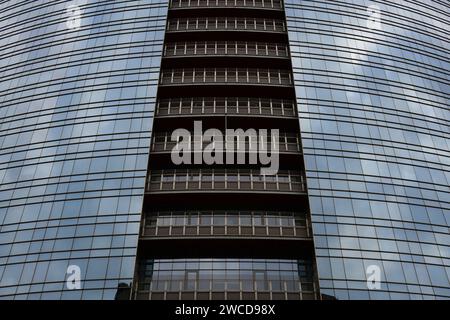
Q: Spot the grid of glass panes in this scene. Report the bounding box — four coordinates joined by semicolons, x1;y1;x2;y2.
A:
286;0;450;299
0;1;168;300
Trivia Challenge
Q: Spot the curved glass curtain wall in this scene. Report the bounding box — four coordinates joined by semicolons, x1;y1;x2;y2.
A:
285;0;449;299
0;0;168;299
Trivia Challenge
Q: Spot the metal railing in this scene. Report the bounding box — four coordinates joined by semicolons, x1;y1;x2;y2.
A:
151;132;302;153
142;210;311;238
164;41;289;58
146;169;306;193
134;280;316;300
167;17;286;32
156;97;297;117
160;68;293;86
169;0;284;9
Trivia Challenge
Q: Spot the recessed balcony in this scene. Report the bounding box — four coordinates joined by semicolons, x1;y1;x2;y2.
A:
169;0;284;10
151;132;302;154
133;257;317;300
164;41;289;58
146;169;307;194
155;97;297;118
167;17;286;33
159;68;293;87
141;210;312;239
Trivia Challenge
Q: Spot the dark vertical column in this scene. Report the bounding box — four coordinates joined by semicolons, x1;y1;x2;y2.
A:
133;0;320;301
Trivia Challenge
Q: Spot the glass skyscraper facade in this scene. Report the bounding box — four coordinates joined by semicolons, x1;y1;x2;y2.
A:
286;0;449;299
0;0;168;299
0;0;448;300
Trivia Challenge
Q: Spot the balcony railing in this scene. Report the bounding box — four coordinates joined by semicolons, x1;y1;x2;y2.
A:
156;97;297;117
146;169;306;193
169;0;284;9
151;132;302;153
164;41;289;58
142;210;311;238
160;68;293;86
134;258;317;300
167;17;286;33
134;279;316;300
